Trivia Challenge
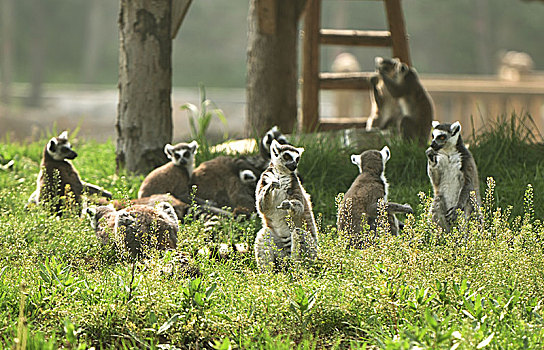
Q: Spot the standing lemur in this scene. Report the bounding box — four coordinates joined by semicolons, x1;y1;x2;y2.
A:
426;121;481;231
367;57;434;146
337;146;413;244
254;140;318;270
28;131;112;215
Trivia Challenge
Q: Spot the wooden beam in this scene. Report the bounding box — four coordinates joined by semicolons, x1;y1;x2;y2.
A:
301;0;321;132
171;0;193;39
257;0;277;34
320;29;392;47
319;72;374;90
384;0;411;65
318;118;367;131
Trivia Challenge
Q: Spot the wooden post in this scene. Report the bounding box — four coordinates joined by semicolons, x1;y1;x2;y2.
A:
301;0;320;132
384;0;411;65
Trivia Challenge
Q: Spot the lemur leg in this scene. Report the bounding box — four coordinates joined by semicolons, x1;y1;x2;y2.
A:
291;228;318;262
254;227;277;271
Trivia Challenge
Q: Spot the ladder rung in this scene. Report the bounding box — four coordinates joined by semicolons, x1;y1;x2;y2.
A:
318;118;367;131
319;72;374;90
320;29;392;47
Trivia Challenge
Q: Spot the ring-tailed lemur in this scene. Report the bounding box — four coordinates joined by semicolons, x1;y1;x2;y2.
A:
337;146;413;244
254;140;318;270
28;131;112;215
366;57;403;132
138;141;198;201
374;58;434;146
426;121;481;231
86;202;178;258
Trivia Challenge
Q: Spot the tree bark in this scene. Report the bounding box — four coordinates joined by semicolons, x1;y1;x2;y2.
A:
1;0;14;104
117;0;173;175
245;0;308;137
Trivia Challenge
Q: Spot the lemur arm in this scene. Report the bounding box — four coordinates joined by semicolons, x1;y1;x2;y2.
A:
370;75;384;107
379;72;406;98
367;201;413;216
82;181;112;199
450;172;475;218
256;172;279;212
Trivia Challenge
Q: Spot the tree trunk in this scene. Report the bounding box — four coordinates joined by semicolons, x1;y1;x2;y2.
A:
245;0;307;137
116;0;173;175
1;0;14;104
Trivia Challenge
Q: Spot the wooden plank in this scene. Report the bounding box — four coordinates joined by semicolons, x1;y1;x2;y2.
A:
171;0;193;39
320;72;374;90
257;0;277;35
301;0;321;132
318;118;367;131
320;29;392;47
384;0;411;65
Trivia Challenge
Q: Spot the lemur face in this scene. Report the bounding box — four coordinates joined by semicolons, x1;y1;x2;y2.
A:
85;205;115;231
239;169;257;184
351;146;389;174
270;139;304;172
164;141;198;167
47;131;77;161
431;121;461;151
261;126;289;159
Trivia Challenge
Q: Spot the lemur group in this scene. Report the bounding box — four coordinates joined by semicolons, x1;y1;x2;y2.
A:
28;57;480;271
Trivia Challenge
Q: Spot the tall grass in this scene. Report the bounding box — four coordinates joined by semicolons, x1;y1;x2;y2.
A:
0;113;542;348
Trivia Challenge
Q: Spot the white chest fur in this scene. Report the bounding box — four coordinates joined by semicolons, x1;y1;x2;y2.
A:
436;151;463;209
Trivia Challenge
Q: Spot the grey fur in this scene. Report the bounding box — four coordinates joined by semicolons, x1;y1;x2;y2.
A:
337;146;413;245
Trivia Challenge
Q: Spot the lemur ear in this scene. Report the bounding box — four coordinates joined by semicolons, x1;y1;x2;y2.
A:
432;120;440;128
58;131;68;139
350;154;361;167
451;121;461;135
188;140;199;153
296;147;305;155
271;125;279;133
48;138;58;152
380;146;391;162
270;139;281;157
164;144;174;159
374;56;384;66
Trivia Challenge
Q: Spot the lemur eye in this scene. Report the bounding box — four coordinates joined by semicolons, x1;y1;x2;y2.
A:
283;154;291;161
437;135;446;140
182;151;189;158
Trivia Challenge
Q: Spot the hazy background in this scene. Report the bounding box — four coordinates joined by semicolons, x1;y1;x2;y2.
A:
1;0;543;141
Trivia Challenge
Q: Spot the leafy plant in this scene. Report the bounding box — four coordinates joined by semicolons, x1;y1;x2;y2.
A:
181;85;227;154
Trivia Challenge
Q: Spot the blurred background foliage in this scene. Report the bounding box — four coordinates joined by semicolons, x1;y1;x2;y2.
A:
4;0;544;88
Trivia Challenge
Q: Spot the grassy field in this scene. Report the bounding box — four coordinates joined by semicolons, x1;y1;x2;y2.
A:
0;116;543;349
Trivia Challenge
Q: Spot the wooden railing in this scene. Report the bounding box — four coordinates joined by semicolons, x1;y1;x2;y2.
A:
321;74;544;139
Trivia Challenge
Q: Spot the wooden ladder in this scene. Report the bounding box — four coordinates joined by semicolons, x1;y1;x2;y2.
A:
301;0;412;131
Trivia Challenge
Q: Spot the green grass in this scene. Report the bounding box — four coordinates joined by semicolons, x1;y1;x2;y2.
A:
0;115;543;348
